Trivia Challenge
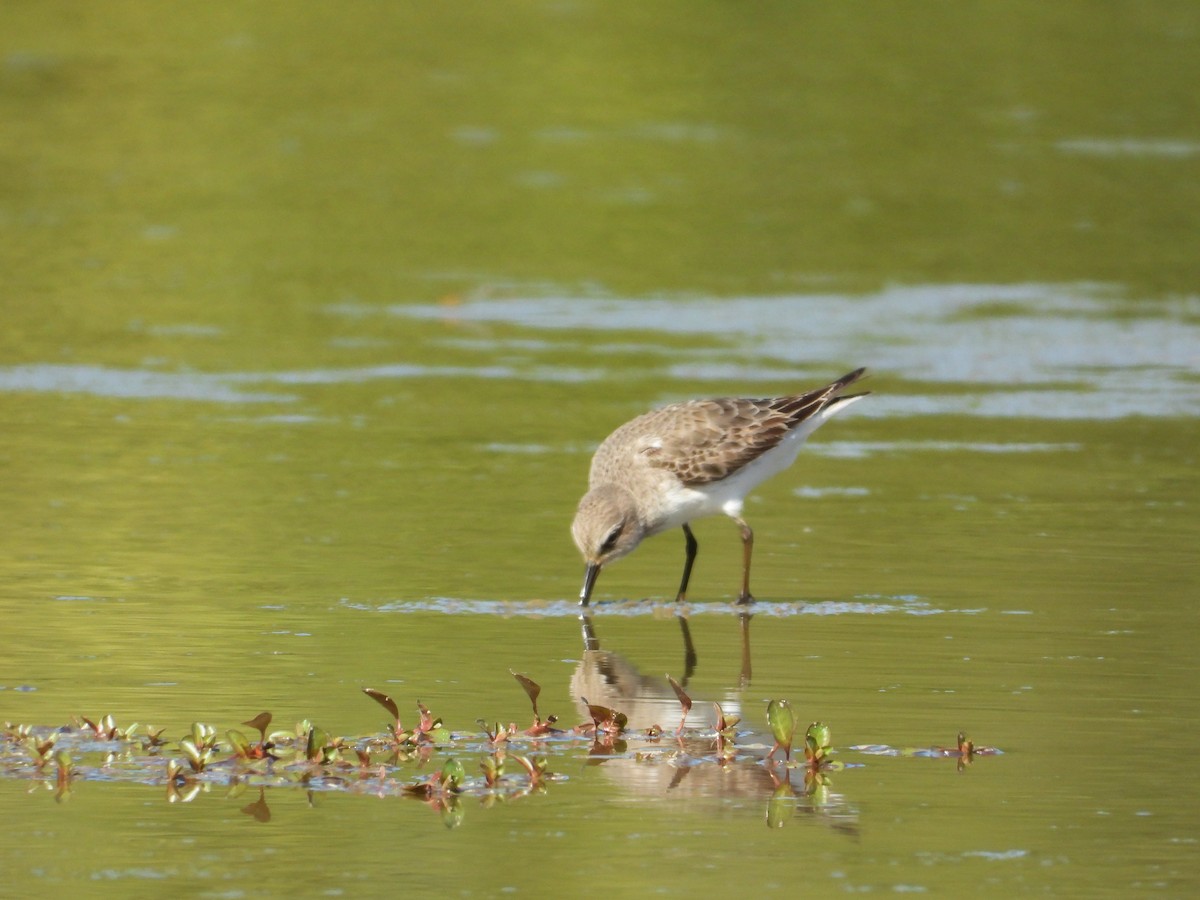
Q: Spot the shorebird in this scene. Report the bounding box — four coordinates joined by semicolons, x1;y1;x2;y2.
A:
572;368;868;606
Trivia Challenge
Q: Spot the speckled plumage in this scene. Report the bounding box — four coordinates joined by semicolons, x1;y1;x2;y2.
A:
572;368;868;605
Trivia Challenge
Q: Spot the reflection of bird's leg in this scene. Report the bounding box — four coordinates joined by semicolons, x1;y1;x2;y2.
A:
738;611;753;688
733;516;754;604
674;524;698;602
677;611;697;683
580;612;600;652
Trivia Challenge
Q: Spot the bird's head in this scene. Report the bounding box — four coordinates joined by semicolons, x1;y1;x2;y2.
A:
571;484;645;604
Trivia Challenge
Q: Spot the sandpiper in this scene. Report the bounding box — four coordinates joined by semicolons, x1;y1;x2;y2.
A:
572;368;868;605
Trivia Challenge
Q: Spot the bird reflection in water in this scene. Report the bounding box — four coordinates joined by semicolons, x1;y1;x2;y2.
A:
572;608;858;834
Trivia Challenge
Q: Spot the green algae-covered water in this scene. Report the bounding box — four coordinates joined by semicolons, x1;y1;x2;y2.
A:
2;3;1198;896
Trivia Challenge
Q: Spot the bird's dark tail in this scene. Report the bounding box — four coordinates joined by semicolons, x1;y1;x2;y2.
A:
777;368;870;422
828;366;870;404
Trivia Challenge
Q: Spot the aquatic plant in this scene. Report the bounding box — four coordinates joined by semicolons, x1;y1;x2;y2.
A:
1;680;996;829
766;698;797;761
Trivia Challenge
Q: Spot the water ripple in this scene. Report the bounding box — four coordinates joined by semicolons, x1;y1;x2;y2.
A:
342;596;992;618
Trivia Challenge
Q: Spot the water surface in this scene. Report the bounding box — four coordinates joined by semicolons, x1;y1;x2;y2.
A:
2;2;1198;897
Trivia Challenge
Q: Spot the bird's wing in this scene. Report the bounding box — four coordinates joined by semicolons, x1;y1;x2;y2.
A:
640;369;868;487
637;397;793;486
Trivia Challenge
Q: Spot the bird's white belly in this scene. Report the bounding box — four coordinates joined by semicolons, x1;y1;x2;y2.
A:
647;432;810;535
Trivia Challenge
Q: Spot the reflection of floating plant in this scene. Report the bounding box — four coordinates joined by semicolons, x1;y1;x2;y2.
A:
1;685;996;828
850;732;1000;768
54;750;74;790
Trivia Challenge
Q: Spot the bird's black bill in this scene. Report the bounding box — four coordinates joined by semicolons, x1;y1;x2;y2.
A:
579;563;601;606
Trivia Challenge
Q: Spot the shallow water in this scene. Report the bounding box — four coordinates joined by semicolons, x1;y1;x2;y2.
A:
3;2;1199;897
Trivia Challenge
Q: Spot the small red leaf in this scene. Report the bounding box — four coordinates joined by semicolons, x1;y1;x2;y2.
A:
242;712;273;742
511;671;542;718
362;688;400;722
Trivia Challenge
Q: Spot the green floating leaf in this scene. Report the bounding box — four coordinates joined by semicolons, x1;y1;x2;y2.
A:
191;722;216;749
179;739;201;765
226;729;252;759
306;726;332;763
805;721;831;762
426;726;452;745
766;699;796;759
440;757;466;791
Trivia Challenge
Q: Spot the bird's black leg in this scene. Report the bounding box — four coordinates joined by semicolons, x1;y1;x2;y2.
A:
733;516;755;604
674;524;698;603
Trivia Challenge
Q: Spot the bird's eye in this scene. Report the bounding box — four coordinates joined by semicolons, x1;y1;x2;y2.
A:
599;526;622;555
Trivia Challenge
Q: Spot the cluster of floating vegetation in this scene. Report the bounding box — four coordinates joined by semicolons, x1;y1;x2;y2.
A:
1;671;993;828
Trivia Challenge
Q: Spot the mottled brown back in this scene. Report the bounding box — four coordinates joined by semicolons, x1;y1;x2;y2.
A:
590;368;867;488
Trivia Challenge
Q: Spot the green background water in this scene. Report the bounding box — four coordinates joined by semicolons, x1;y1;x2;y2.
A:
2;2;1198;896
